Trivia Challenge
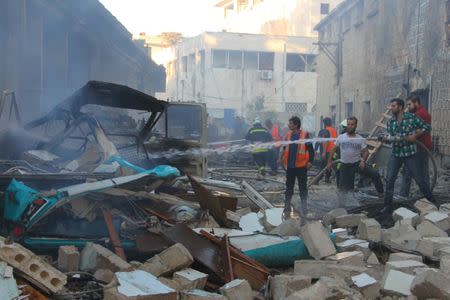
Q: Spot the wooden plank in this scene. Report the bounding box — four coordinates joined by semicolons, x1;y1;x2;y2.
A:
221;235;234;282
365;140;382;148
102;208;127;261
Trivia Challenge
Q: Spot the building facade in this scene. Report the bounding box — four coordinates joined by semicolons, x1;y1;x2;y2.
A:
215;0;343;37
314;0;450;160
161;32;317;127
0;0;165;122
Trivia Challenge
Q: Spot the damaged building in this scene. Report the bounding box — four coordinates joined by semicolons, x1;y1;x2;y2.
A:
314;0;450;165
0;0;165;122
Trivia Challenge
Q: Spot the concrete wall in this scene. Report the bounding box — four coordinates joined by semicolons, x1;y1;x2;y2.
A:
165;32;317;121
315;0;450;158
0;0;164;122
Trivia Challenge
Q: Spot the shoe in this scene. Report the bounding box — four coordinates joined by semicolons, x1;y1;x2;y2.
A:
282;209;291;220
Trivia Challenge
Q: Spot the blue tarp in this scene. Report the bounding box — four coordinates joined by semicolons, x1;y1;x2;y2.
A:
107;156;181;177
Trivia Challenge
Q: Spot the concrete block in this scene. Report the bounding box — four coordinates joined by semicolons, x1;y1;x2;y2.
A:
219;279;252;300
323;208;348;225
351;273;380;299
57;245;79;272
0;236;67;294
180;289;226;300
411;269;450;299
423;211;450;231
262;208;284;231
357;218;381;242
381;270;414;297
173;268;208;290
93;269;115;283
393;208;419;226
287;276;363;300
388;253;423;263
414;198;438;215
335;213;367;228
332;227;348;237
417;220;448;237
390;229;422;251
335;234;355;243
269;275;312;300
158;277;183;291
336;239;371;258
386;260;428;275
80;242;131;272
326;251;364;266
366;252;380;265
439;203;450;213
103;270;177;300
299;221;336;260
416;237;450;257
269;218;302;236
441;255;450;272
140;243;194;277
239;212;264;232
438;246;450;259
382;223;416;242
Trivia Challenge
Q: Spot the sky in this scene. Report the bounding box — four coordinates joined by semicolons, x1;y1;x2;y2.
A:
99;0;223;37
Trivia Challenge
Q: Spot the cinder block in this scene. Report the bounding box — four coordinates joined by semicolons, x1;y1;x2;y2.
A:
417;220;448;237
423;212;450;231
173;268;208;290
392;208;420;226
351;273;380;299
388;253;423;263
269;274;312;300
414;198;438;215
326;251;364;266
0;237;67;294
219;279;252;300
300;221;336;260
357;218;381;242
335;214;367;228
80;242;130;272
386;260;427;275
381;270;414;297
57;245;79;272
140;243;194;277
411;269;450;299
180;289;227;300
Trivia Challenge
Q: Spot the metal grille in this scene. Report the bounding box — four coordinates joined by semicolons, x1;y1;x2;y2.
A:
285;102;307;113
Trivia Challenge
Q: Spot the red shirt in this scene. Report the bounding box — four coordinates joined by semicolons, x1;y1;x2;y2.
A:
415;105;432;150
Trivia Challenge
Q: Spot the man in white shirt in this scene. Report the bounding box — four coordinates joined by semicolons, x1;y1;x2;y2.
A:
327;117;384;200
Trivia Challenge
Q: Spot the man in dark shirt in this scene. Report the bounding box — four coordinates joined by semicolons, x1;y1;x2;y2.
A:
400;95;432;197
279;116;314;222
245;118;273;175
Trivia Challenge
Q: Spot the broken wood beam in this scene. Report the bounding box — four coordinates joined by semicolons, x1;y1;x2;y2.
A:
102;208;127;261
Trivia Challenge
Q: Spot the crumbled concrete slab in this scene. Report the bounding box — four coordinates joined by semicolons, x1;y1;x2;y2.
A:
393;208;420;226
323;208;348;226
269;219;302;236
440;255;450;272
326;251;364;266
173;268;208;290
262;208;284;231
423;211;450;231
239;212;265;232
332;227;348;237
382;223;416;242
57;245;79;272
411;269;450;299
300;221;336;259
357;218;381;242
294;260;383;281
335;213;367;228
414;198;438;215
287;276;363;300
269;274;312;300
438;246;450;259
352;273;380;299
388;253;423;263
180;289;227;300
381;270;414;297
439;203;450;214
94;269;115;283
219;279;252;300
104;270;177;300
417;220;448;237
367;252;380;265
0;236;67;294
416;237;450;257
390;229;422;251
140;243;194;277
336;239;371;259
335;234;356;243
80;242;131;273
386;260;428;275
158;277;183;291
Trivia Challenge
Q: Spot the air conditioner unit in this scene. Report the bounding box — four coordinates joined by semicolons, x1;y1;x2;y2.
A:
260;70;273;81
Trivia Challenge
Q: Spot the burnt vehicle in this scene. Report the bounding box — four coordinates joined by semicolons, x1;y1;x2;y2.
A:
0;81;207;253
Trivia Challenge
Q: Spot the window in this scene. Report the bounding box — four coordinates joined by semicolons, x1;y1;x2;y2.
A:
285;102;307;113
362;101;371;131
212;49;227;68
345;102;354;118
258;52;274;70
286;54;316;72
199;50;205;71
188;53;195;71
181;56;187;73
228;50;243;69
244;51;258;69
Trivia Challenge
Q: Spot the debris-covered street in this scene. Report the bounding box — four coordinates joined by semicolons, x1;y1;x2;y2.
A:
2;0;450;299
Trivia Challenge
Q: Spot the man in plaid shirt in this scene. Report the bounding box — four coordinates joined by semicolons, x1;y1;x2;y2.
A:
380;98;435;214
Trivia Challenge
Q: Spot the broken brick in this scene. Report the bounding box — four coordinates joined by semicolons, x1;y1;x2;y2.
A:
57;245;79;272
357;218;381;242
80;242;131;272
219;279;252;300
